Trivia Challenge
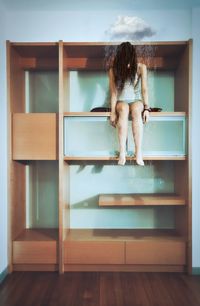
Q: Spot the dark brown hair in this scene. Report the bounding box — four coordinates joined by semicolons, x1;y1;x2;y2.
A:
113;42;138;93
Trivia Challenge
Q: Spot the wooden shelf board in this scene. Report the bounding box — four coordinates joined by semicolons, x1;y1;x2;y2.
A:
65;229;186;242
20;58;58;70
64;156;186;161
63;41;187;46
14;228;58;242
63;57;178;70
63;41;187;58
99;194;186;207
63;112;186;117
64;112;110;117
11;42;58;58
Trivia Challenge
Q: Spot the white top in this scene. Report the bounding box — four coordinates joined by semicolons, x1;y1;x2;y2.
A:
117;75;142;103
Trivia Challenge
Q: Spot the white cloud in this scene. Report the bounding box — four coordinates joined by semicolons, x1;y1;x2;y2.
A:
107;16;156;40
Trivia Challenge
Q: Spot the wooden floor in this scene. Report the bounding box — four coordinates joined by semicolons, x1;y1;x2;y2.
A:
0;272;200;306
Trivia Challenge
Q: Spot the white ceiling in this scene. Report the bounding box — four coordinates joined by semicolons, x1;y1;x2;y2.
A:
1;0;200;11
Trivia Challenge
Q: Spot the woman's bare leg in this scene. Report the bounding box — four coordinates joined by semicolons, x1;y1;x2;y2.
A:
130;101;144;166
116;101;129;165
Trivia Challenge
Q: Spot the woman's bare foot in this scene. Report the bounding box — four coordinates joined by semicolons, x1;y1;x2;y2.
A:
118;151;126;165
134;153;144;166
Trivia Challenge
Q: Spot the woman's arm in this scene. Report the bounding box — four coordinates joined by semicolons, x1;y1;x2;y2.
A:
140;63;149;108
140;63;150;123
108;68;118;127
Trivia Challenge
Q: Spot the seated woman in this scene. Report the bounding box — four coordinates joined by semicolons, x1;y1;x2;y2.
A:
108;41;150;166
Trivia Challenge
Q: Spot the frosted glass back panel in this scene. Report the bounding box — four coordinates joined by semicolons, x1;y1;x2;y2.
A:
68;163;175;229
64;117;118;156
129;116;186;156
67;70;174;111
64;116;186;157
26;71;58;113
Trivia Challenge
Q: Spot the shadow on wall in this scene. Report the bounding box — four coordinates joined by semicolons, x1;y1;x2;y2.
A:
70;194;175;229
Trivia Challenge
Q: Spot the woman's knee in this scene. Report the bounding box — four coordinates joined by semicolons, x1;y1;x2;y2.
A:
117;102;129;117
130;104;143;120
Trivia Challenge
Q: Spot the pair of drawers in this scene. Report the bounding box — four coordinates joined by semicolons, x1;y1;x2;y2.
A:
65;240;186;265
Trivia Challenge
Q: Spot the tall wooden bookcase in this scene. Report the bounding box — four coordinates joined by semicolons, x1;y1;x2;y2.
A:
7;40;192;274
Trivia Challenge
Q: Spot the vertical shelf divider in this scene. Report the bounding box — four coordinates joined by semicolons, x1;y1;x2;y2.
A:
59;40;64;274
7;40;26;273
188;39;193;274
59;41;70;273
7;40;12;274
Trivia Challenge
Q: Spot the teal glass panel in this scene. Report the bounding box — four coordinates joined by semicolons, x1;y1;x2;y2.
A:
64;115;186;157
26;161;58;228
26;71;58;113
68;70;174;112
148;70;174;111
64;117;118;156
128;116;186;157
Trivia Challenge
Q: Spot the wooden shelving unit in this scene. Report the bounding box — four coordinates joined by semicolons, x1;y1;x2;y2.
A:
7;40;192;274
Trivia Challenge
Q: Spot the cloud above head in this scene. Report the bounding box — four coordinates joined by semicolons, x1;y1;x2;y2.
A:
107;16;156;40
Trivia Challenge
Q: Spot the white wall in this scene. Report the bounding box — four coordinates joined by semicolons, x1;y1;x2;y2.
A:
0;6;199;272
5;9;191;41
0;1;8;274
192;7;200;268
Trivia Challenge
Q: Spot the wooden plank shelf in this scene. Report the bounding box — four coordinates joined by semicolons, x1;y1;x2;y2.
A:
14;229;58;241
63;112;186;117
64;156;186;161
63;57;178;70
99;194;186;207
63;41;187;58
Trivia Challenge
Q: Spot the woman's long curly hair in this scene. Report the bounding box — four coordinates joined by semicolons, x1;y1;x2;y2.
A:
113;42;138;93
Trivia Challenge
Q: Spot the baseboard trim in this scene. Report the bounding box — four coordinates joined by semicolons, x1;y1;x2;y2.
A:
0;267;8;284
192;267;200;275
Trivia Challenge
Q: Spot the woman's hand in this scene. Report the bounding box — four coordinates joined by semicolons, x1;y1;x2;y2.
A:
110;112;117;127
142;109;150;124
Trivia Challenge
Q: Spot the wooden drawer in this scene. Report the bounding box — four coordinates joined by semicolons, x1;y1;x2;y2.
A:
126;241;186;265
12;113;57;160
65;241;125;264
13;241;57;264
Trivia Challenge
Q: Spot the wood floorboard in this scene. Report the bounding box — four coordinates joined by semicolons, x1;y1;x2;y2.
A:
0;272;200;306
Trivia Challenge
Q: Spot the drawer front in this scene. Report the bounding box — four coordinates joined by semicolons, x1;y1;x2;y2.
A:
65;241;125;264
126;241;186;265
12;113;57;160
13;241;57;264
